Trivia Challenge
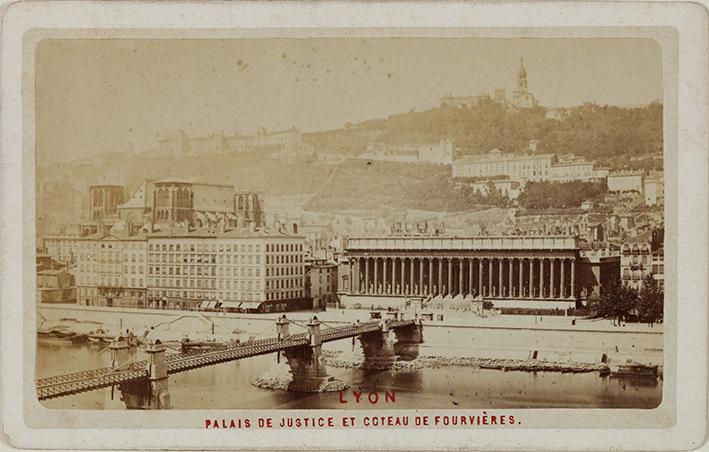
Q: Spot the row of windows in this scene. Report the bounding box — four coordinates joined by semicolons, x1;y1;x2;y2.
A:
148;254;266;264
77;288;145;298
149;266;262;277
266;267;302;277
146;289;265;301
266;278;301;290
267;255;302;264
78;264;144;274
149;243;262;253
266;291;303;300
266;243;303;253
78;253;145;262
149;278;261;290
78;277;145;287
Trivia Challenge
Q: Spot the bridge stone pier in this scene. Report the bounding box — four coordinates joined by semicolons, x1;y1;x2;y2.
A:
358;317;424;366
277;316;335;392
116;341;171;410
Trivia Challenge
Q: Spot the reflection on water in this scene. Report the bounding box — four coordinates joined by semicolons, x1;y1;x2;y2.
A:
37;340;662;410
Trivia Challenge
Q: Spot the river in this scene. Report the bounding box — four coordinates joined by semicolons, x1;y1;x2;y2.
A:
36;340;661;410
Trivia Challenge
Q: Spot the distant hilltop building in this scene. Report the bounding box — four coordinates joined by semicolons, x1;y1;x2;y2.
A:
452;145;608;184
359;140;454;165
440;93;492;109
439;57;538;110
511;57;538;109
155;127;314;161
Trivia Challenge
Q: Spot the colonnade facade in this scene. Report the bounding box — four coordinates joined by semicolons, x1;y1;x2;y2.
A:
347;254;578;300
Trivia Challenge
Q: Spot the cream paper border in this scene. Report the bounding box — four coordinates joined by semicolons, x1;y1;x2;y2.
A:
1;1;707;450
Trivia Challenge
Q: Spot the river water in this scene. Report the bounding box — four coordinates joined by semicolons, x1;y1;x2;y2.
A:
37;340;662;410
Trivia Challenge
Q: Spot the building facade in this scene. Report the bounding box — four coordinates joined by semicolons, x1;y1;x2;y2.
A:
158;127;304;156
620;235;653;290
89;185;125;222
305;258;339;309
73;229;308;311
44;236;82;263
75;233;148;307
341;236;583;309
620;229;664;290
452;149;555;181
607;171;644;193
644;174;664;206
146;230;306;312
114;179;265;232
37;269;76;304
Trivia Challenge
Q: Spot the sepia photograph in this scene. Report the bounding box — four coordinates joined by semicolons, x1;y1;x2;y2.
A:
2;1;708;450
33;36;666;411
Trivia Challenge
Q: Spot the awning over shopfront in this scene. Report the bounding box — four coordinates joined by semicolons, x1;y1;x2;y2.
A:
238;301;263;311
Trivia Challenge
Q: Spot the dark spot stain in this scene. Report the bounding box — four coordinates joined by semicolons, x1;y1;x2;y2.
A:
281;52;287;59
387;73;392;78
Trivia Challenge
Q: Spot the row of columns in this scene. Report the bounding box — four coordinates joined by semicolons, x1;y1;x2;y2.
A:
349;256;576;300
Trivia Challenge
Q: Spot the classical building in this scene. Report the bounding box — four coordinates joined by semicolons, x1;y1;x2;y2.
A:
511;57;538;109
340;236;586;309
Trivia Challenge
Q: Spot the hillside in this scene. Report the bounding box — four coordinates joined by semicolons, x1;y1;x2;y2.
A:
304;100;663;169
304;158;501;214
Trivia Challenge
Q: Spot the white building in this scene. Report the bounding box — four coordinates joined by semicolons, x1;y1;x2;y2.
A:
607;171;644;193
359;140;454;165
452;149;554;181
73;229;308;312
75;232;148;307
644;173;664;206
417;141;454;165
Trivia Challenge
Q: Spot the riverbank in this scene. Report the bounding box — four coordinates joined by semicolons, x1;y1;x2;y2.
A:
37;304;664;368
322;350;608;373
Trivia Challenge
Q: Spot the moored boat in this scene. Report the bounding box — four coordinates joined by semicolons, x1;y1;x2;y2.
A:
609;361;659;378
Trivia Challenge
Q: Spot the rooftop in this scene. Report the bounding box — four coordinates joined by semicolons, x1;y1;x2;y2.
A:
347;235;579;251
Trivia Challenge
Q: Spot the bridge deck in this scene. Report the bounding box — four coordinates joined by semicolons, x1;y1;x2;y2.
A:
36;320;415;400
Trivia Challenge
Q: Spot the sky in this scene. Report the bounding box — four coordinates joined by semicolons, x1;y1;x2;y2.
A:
35;38;663;164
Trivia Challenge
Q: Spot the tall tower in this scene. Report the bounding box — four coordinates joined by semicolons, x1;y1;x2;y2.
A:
516;57;528;95
512;56;536;109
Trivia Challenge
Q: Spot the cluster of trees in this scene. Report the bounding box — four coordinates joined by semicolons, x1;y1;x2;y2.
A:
303;101;663;168
588;274;664;324
516;180;607;209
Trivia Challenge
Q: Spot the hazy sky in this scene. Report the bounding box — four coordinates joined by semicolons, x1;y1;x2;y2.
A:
35;38;662;164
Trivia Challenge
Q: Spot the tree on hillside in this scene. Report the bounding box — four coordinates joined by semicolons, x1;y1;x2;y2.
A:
637;273;664;324
304;102;663;167
517;181;606;210
599;278;638;325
